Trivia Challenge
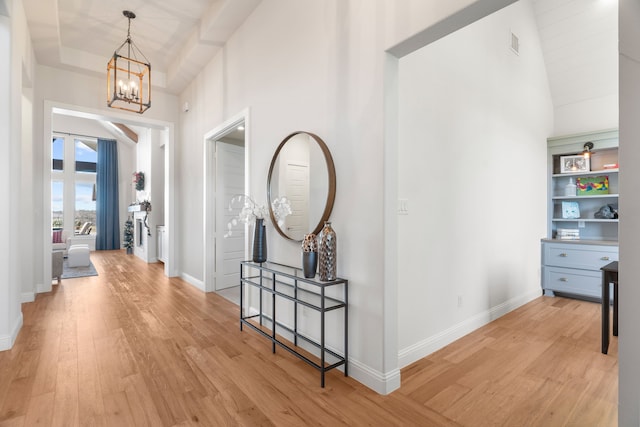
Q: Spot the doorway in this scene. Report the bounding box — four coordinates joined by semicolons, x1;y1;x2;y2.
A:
42;102;176;292
203;110;250;298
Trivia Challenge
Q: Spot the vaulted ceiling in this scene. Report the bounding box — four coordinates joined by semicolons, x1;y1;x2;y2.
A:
531;0;618;110
23;0;618;108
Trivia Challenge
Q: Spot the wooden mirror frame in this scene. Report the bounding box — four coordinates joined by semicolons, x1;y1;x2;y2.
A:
267;131;336;241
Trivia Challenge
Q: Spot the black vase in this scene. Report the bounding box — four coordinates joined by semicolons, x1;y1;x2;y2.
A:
302;252;318;278
253;218;267;263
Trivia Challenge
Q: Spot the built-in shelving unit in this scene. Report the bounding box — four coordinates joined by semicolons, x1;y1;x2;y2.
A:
542;129;619;300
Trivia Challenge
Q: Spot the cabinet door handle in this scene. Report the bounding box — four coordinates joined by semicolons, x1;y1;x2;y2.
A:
559;253;568;257
560;278;569;282
601;256;610;261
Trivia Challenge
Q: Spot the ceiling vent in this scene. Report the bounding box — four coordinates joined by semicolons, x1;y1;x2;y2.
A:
510;31;520;55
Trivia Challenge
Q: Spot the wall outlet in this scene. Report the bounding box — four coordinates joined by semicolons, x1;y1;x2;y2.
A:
457;295;463;308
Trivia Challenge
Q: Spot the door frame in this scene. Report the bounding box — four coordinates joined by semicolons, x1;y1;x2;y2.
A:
203;109;250;292
41;101;176;293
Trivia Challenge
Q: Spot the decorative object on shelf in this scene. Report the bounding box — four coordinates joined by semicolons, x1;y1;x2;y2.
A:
561;201;580;219
318;221;337;281
133;171;145;191
301;233;318;278
577;176;609;195
123;218;134;254
107;10;151;114
564;177;577;196
253;218;267;263
224;194;291;237
560;155;590;173
556;228;580;240
224;194;291;263
594;204;618;219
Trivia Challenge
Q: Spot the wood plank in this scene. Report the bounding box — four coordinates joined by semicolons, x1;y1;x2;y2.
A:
0;250;618;427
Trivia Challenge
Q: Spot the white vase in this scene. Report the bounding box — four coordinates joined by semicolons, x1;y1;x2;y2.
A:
565;177;577;196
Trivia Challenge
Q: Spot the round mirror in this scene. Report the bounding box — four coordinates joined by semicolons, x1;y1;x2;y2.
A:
268;131;336;241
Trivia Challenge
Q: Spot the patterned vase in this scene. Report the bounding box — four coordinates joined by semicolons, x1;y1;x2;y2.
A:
318;221;336;281
253;218;267;263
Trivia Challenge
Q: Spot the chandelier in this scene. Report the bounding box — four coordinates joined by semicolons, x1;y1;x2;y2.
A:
107;10;151;114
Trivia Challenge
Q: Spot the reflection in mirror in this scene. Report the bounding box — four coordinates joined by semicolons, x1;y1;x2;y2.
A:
268;132;336;241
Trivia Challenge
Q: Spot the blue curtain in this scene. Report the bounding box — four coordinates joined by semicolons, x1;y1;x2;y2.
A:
96;139;120;250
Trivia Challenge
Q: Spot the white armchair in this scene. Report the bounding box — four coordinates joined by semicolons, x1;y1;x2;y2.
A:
53;226;96;254
52;229;70;253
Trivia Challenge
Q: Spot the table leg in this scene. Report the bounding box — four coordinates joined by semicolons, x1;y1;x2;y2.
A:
613;281;618;337
602;272;610;354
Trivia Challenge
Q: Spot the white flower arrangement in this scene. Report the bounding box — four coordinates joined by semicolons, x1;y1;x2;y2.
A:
224;194;291;237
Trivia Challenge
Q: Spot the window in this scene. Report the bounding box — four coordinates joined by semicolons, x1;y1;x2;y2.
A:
52;137;64;171
52;181;63;228
52;135;97;235
75;182;96;234
75;140;97;173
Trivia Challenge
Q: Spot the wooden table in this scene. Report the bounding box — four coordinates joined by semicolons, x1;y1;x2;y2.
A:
601;261;618;354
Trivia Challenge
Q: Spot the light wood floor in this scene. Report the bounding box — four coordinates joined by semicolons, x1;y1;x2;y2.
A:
0;251;617;426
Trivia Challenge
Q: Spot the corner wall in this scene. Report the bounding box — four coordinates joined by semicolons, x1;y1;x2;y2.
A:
396;0;553;367
618;0;640;423
178;0;518;393
1;0;35;350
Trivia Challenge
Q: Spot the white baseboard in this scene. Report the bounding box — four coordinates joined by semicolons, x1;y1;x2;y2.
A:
0;312;23;351
37;282;52;294
21;292;35;303
348;358;401;395
398;290;540;368
180;272;206;292
243;305;400;395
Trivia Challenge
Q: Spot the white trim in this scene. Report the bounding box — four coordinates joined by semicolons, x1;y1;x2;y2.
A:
203;108;250;293
21;292;35;303
398;290;540;368
180;272;205;292
348;359;401;395
0;312;23;351
42;100;177;292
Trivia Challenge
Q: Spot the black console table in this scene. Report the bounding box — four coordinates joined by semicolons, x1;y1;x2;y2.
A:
240;261;348;387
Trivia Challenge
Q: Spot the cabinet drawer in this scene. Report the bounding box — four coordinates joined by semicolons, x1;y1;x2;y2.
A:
543;266;603;299
543;243;618;270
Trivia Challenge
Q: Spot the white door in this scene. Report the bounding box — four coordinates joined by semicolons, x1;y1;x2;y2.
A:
215;142;245;290
284;163;309;241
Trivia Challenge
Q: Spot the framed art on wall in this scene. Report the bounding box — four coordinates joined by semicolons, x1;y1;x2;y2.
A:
560;155;590;173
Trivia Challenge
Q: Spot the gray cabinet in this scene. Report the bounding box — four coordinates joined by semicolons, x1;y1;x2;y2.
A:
542;129;619;300
541;240;618;299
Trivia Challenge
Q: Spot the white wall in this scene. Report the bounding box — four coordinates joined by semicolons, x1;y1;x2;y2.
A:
178;0;518;393
21;92;34;303
618;0;640;424
396;0;552;367
0;0;35;350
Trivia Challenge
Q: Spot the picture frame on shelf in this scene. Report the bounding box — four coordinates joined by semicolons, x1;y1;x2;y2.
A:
561;201;580;219
577;176;609;195
560;155;590;173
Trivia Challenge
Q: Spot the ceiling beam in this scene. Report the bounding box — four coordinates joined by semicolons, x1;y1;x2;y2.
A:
112;123;138;143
